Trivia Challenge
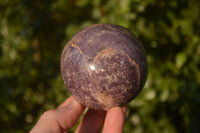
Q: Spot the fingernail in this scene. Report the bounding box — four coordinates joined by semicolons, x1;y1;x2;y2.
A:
121;106;127;116
68;99;85;110
68;99;80;107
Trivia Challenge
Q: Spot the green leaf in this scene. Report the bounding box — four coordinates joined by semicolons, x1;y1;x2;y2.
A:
176;52;187;68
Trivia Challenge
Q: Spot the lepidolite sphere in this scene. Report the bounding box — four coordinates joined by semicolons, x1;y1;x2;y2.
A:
61;24;148;110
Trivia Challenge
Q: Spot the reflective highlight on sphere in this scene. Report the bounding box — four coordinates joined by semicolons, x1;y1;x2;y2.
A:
61;24;148;110
89;64;96;71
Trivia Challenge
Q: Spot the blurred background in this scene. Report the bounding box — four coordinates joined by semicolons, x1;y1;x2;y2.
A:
0;0;200;132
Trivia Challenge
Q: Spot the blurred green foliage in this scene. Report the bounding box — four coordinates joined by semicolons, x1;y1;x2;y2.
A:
0;0;200;132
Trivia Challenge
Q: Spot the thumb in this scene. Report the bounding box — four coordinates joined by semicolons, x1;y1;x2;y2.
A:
30;99;85;133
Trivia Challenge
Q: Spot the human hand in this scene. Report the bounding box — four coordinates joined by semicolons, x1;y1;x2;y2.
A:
30;96;127;133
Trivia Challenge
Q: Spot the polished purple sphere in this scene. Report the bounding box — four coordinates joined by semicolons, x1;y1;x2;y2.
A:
61;24;148;110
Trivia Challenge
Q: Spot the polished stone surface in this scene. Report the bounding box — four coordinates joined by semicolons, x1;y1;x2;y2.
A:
61;24;148;110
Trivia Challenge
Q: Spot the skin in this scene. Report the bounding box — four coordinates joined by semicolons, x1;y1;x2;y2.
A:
30;96;127;133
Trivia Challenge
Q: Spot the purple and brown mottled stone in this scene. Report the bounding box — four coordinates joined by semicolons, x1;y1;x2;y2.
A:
61;24;148;110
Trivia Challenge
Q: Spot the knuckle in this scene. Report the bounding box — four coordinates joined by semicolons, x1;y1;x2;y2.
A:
41;110;57;120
